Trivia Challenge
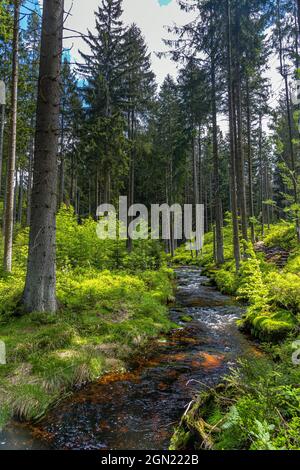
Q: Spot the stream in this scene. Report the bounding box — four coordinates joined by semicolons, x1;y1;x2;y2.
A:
0;267;260;450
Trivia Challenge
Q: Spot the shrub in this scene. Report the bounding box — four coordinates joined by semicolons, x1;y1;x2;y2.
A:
213;265;237;295
267;272;300;315
264;223;297;250
236;247;267;303
285;252;300;275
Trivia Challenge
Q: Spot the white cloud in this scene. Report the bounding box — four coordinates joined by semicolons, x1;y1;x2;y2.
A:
63;0;193;85
38;0;284;134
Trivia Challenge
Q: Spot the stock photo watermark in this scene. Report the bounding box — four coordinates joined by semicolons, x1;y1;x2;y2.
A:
292;79;300;134
96;196;205;252
292;341;300;366
0;340;6;365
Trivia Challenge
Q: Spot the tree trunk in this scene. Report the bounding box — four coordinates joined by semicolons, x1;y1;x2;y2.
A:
211;10;224;265
297;0;300;35
259;113;265;237
26;125;34;226
17;169;23;224
3;0;20;272
13;172;18;224
23;0;64;313
226;0;240;270
58;100;65;207
246;78;255;243
0;104;5;201
193;135;200;256
198;126;203;204
277;0;299;240
234;29;248;242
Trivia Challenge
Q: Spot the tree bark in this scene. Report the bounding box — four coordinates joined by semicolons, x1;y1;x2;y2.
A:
246;78;255;243
3;0;20;272
17;169;23;224
226;0;240;270
26;130;34;226
23;0;64;313
0;104;5;200
210;8;224;265
259;113;265;237
234;14;248;242
278;0;299;241
297;0;300;35
58;99;65;207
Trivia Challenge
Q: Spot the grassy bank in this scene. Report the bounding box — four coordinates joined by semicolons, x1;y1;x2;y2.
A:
170;220;300;450
0;207;175;429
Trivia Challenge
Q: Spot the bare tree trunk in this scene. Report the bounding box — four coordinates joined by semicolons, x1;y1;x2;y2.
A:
259;113;265;237
297;0;300;35
23;0;64;313
13;172;18;224
210;10;224;265
192;136;200;256
0;104;5;200
95;166;99;211
58;101;65;207
232;6;248;244
295;2;300;70
127;110;135;253
26;123;34;226
17;169;23;224
265;166;271;229
198;126;203;204
74;176;78;215
88;177;91;216
193;136;200;208
3;0;20;272
235;70;248;241
165;167;169;253
278;0;300;241
246;78;255;243
227;0;240;270
70;152;75;207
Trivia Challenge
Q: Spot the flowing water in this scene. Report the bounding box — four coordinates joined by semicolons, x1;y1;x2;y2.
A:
0;268;260;450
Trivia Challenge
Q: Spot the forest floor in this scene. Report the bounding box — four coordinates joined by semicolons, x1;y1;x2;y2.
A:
1;211;300;450
0;207;177;429
170;222;300;450
0;267;175;429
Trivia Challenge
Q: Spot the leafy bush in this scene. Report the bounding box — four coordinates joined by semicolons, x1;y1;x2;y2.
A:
213;264;237;295
267;272;300;315
236;256;267;303
285;251;300;275
0;271;24;317
172;244;202;266
264;223;297;250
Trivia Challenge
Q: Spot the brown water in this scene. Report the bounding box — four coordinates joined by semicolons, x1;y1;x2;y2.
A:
0;268;259;450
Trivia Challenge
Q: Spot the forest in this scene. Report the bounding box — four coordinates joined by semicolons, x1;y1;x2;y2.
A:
0;0;300;452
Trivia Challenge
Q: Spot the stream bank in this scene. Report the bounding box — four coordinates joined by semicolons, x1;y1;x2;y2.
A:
0;267;259;450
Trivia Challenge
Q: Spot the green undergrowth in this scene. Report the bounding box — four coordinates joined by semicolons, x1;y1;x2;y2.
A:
170;342;300;450
0;207;176;429
0;267;175;428
170;245;202;267
198;222;300;343
171;219;300;451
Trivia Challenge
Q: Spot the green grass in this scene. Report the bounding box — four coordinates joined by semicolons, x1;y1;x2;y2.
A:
0;262;175;428
0;207;177;428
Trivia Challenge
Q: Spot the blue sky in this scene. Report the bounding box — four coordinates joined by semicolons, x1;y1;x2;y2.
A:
159;0;173;5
